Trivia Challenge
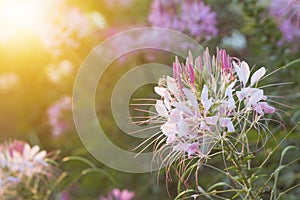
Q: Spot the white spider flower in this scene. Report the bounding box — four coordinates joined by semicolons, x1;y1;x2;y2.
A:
0;140;50;195
136;48;276;170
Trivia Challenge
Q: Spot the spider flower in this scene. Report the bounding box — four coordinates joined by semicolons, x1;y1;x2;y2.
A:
0;140;50;195
140;48;275;167
148;0;218;40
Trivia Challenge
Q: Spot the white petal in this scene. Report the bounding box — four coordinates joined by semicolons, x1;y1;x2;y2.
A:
226;121;235;132
234;61;250;86
205;116;218;125
183;88;198;111
35;151;47;165
228;96;236;109
155;100;168;118
201;85;207;104
219;117;230;127
201;85;213;113
236;88;248;101
250;67;266;86
177;120;188;137
169;108;181;123
167;76;179;95
154;86;167;97
173;102;193;115
240;61;250;86
247;89;264;106
30;145;40;157
161;122;177;136
200;121;209;131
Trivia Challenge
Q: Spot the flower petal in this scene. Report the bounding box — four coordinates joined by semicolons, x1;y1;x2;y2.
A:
155;100;168;118
167;76;179;95
183;88;198;111
234;61;250;86
240;61;250;85
247;89;264;106
250;67;266;86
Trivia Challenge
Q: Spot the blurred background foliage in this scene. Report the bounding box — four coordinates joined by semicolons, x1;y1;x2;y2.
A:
0;0;299;199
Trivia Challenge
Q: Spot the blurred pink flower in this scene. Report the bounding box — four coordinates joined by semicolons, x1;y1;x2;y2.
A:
148;0;218;40
39;0;90;56
269;0;300;46
47;96;72;137
99;189;135;200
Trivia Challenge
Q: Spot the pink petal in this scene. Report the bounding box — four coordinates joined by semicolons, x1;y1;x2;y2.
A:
253;104;264;115
205;116;218;125
195;56;203;70
259;102;275;114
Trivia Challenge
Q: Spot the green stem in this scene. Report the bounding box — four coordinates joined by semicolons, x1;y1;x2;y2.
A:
225;142;255;199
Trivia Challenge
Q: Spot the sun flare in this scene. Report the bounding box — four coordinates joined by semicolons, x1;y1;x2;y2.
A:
0;0;45;39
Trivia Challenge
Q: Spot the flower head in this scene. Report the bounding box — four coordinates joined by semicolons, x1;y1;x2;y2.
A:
137;48;276;169
0;140;51;196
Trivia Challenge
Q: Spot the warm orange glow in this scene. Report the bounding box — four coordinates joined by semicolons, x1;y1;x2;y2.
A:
0;0;45;40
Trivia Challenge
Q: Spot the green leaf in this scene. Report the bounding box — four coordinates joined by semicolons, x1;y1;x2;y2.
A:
198;186;214;200
61;156;96;168
280;146;299;164
175;189;196;200
272;165;287;176
80;168;116;184
232;190;245;199
242;154;255;163
208;182;233;192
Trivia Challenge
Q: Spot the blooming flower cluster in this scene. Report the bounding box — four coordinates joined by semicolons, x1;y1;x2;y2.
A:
148;0;218;40
147;48;275;165
269;0;300;46
47;97;72;137
0;140;49;196
99;189;135;200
